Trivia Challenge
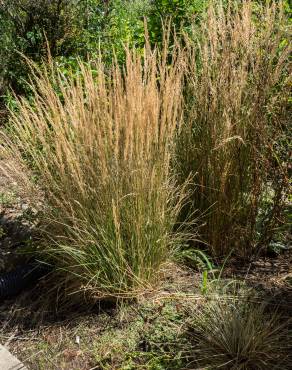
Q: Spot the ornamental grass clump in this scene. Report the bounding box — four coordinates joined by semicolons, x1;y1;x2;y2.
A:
187;296;291;370
2;46;186;300
177;0;291;257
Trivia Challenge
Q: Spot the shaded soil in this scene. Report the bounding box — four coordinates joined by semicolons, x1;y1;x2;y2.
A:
225;251;292;314
0;161;35;272
1;253;291;370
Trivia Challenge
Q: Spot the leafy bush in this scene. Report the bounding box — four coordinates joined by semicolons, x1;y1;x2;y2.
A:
177;0;291;257
0;1;210;98
0;0;83;94
101;0;151;62
147;0;207;43
2;45;187;300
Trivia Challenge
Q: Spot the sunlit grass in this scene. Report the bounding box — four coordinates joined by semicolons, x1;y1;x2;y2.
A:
1;44;188;300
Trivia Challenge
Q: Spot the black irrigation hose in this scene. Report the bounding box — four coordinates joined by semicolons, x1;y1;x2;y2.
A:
0;263;50;300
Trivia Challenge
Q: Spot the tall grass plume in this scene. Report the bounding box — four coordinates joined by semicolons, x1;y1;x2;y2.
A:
177;0;291;257
1;45;187;300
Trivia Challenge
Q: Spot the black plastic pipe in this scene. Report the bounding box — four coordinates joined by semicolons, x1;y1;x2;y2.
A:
0;263;50;300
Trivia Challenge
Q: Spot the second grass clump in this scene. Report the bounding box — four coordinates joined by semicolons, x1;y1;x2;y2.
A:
177;0;291;257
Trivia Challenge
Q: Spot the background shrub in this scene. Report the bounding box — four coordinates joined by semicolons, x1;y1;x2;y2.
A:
0;0;83;95
146;0;208;46
0;0;210;98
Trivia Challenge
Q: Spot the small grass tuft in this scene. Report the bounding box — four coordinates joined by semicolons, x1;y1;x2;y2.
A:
186;295;292;369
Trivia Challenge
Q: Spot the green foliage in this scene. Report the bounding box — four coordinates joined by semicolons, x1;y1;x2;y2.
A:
103;0;150;62
147;0;208;46
1;0;289;99
0;0;83;94
0;0;210;97
0;190;16;207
